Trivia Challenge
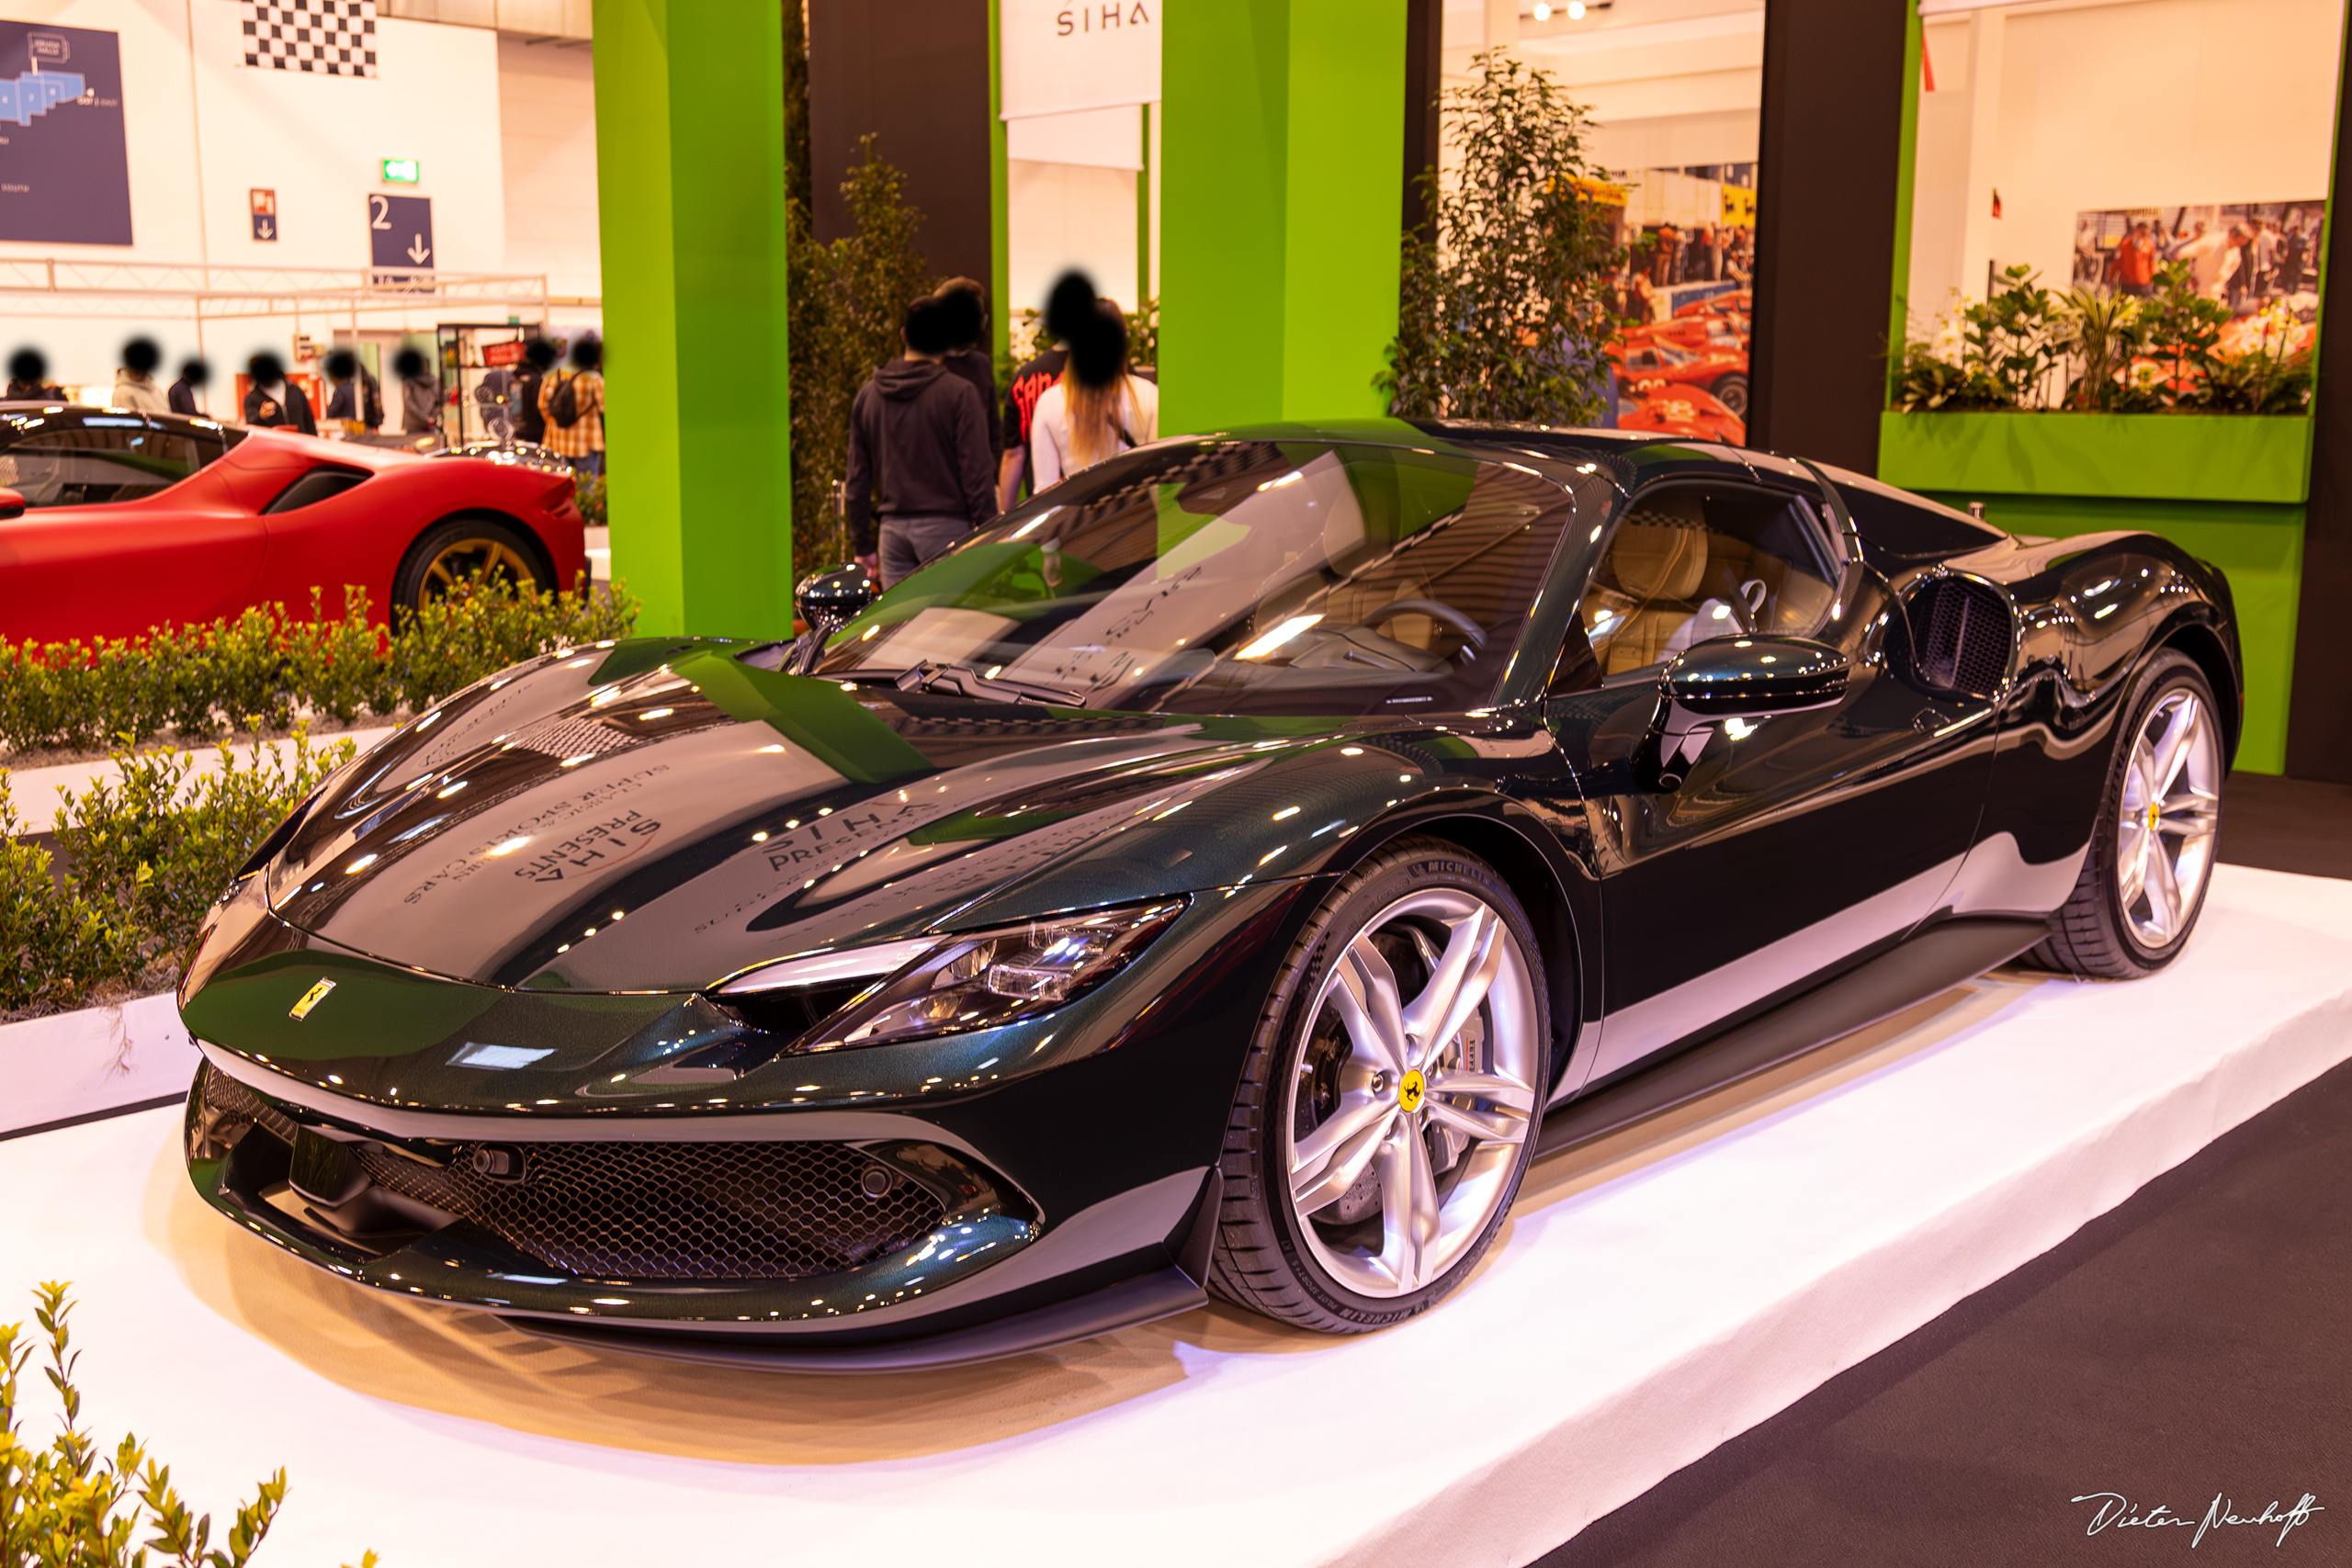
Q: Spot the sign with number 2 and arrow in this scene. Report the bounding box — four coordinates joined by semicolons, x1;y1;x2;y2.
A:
367;192;433;284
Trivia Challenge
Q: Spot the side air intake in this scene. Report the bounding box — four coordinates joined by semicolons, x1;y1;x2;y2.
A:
1892;576;2013;701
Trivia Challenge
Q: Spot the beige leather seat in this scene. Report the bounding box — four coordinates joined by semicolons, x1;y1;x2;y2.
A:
1587;500;1710;673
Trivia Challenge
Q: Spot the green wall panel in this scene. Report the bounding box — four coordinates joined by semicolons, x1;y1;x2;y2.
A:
1881;412;2314;506
593;0;795;639
1161;0;1404;434
1924;490;2302;774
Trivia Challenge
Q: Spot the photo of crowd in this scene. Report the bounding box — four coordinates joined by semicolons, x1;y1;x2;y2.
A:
2075;199;2325;321
1593;164;1758;445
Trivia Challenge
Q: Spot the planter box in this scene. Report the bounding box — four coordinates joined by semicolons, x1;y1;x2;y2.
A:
0;991;196;1138
1878;411;2313;505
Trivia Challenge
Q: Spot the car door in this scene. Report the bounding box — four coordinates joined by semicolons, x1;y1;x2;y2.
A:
0;417;267;643
1543;470;1998;1084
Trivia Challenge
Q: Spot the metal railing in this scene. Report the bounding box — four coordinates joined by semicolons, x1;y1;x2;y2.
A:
0;259;565;321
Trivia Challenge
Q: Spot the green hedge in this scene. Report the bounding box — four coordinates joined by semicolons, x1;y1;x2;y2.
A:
0;581;639;755
1;732;356;1016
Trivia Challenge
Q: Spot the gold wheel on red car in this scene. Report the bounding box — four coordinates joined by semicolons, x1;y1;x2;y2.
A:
394;517;547;613
423;535;537;601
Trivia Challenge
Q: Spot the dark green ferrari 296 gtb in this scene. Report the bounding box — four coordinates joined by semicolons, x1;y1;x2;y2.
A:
179;422;2240;1370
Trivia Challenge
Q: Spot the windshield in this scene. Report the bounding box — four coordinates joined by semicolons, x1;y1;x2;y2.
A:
816;439;1577;716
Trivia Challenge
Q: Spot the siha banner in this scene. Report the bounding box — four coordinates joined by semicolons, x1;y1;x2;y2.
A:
999;0;1158;120
0;21;132;245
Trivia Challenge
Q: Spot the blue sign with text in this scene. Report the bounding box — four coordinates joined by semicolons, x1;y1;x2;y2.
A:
0;22;131;244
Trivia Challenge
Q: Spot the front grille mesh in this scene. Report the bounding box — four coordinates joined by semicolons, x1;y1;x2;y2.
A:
198;1065;948;1280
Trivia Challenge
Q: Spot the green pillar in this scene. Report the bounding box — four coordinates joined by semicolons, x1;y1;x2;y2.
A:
1159;0;1407;434
592;0;794;638
989;0;1012;375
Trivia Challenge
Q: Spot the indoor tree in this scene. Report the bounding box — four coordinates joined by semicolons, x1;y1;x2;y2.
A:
785;140;933;582
1382;49;1624;424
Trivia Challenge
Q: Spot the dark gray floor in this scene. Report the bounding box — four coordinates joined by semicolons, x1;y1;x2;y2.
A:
2215;770;2352;882
1536;770;2352;1566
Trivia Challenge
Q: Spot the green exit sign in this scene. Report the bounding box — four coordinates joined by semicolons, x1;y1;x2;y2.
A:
380;158;421;184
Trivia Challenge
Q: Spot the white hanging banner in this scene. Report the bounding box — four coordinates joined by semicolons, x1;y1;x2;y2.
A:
999;0;1159;121
1006;105;1143;170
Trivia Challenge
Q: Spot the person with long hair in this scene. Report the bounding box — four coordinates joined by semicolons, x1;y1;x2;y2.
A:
1028;271;1158;491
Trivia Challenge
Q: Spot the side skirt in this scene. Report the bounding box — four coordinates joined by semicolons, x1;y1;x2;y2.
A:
1535;917;2050;1156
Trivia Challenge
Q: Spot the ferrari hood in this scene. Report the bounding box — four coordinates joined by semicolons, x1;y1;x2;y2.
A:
257;638;1412;994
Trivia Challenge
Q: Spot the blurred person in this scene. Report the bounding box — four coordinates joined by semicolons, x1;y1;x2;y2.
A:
2176;221;2230;298
1631;268;1659;321
322;348;384;429
539;335;605;476
6;348;63;401
2224;224;2255;310
392;346;441;437
999;328;1066;509
933;277;1002;463
111;338;167;412
167;358;208;416
844;294;993;587
512;338;557;445
2281;215;2312;295
2115;221;2158;299
1028;272;1158;493
2254;217;2282;296
242;352;317;434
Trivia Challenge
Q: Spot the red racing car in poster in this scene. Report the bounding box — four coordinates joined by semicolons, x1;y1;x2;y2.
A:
0;405;587;645
1608;336;1751;423
1616;386;1747;443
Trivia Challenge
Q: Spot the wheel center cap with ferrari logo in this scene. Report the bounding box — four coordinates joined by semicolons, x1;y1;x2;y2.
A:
2145;802;2161;834
1397;1069;1426;1113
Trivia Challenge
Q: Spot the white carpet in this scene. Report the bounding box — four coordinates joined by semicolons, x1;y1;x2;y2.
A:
1;863;2347;1568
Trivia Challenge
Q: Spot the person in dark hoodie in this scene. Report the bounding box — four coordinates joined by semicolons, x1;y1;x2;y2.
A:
242;352;317;434
845;294;996;587
168;358;209;417
933;277;1001;462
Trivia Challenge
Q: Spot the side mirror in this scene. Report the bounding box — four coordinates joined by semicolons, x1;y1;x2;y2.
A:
1649;635;1848;789
0;488;24;521
789;561;877;673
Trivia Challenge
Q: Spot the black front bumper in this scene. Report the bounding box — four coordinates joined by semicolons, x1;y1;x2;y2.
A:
187;1050;1221;1370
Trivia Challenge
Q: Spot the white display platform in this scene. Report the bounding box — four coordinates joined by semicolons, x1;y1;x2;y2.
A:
1;864;2347;1568
0;990;198;1137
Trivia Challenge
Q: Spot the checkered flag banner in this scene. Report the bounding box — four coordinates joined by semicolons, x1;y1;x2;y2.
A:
238;0;379;78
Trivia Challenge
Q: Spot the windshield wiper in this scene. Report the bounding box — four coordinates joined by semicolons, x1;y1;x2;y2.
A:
893;660;1080;706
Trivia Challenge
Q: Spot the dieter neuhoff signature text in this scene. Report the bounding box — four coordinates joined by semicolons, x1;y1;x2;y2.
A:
2071;1491;2324;1548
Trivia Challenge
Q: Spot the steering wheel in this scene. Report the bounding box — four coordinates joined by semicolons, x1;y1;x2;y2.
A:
1366;597;1487;651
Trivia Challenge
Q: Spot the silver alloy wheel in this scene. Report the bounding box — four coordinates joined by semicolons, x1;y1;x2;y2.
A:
1282;888;1541;1298
2117;687;2222;949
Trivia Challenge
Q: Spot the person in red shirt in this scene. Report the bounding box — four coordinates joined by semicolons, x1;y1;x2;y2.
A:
998;339;1066;512
2115;222;2158;299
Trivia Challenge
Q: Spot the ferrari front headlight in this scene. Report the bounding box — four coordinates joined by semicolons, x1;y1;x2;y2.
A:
722;898;1188;1054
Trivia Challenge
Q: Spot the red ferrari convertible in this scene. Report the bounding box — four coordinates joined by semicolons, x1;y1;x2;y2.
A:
0;405;587;645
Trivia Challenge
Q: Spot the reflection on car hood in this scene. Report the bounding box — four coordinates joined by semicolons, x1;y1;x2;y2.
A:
264;638;1419;993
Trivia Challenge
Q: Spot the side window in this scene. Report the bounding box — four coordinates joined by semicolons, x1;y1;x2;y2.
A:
1582;483;1839;676
0;425;195;507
